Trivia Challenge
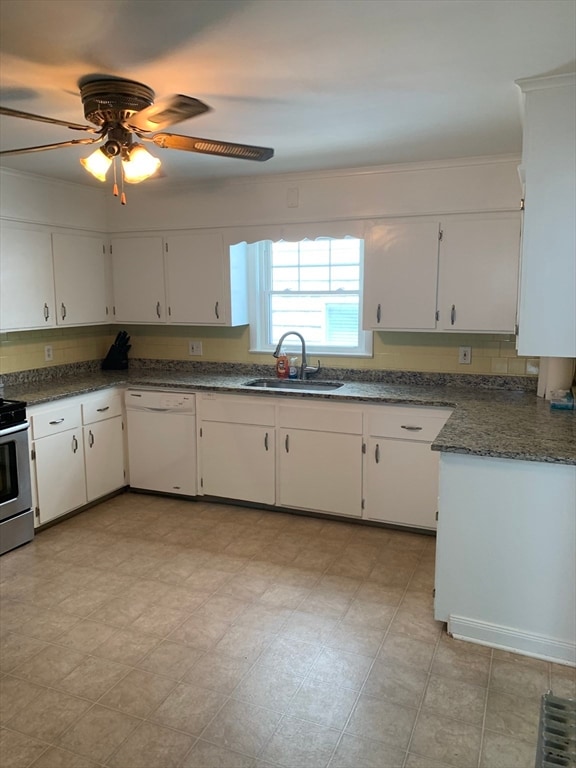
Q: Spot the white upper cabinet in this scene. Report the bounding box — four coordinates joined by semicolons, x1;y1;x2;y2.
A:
165;233;247;326
52;233;109;325
363;213;520;334
363;219;440;330
0;227;55;331
516;74;576;357
111;236;166;323
437;214;521;333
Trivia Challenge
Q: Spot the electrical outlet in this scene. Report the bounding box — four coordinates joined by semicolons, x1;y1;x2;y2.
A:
458;346;472;364
188;340;203;356
44;345;53;362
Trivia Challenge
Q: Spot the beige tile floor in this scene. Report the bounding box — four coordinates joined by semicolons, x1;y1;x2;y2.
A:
1;493;574;768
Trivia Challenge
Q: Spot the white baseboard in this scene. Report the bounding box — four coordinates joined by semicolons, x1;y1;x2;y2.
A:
448;615;576;667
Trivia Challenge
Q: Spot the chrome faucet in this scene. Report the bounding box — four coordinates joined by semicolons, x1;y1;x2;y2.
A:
273;331;320;380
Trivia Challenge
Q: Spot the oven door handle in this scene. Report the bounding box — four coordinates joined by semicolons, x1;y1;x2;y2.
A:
0;421;30;438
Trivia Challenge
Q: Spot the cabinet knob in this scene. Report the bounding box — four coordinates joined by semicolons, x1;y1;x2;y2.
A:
88;429;95;447
451;304;456;326
72;435;79;453
376;303;381;324
375;443;380;463
285;434;290;453
214;301;220;319
264;432;269;451
61;302;67;320
43;303;50;322
156;301;161;318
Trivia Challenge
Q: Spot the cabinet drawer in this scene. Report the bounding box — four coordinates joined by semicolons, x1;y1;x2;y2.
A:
31;402;82;439
366;406;452;442
278;403;363;434
82;390;123;424
200;394;275;426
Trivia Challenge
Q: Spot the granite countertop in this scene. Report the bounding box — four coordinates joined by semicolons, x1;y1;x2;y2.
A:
4;368;575;466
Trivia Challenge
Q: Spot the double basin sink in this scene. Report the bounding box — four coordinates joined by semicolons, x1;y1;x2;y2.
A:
244;378;343;393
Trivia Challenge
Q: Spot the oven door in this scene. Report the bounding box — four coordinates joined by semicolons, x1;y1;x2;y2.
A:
0;422;32;522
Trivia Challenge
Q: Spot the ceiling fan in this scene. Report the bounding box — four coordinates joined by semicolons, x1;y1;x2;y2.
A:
0;77;274;203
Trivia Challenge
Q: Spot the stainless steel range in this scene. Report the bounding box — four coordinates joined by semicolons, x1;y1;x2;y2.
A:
0;398;34;555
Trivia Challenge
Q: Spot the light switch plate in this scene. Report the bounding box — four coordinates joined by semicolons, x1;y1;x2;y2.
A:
458;346;472;364
188;340;203;356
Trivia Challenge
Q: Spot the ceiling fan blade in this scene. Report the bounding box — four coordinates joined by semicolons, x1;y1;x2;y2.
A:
0;106;97;132
151;132;274;161
0;137;101;156
126;95;211;132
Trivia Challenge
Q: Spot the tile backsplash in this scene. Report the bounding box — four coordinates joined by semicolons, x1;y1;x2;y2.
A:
0;324;537;377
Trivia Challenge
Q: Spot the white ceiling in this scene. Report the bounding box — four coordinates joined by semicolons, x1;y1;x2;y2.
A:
1;0;575;187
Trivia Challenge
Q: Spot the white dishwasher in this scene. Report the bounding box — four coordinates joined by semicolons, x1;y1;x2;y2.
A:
125;389;196;496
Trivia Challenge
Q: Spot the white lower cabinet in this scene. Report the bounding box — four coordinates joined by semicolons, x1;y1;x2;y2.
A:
279;428;363;517
277;401;364;518
201;422;275;504
29;388;126;526
363;406;452;530
82;390;125;501
34;428;86;525
30;401;87;526
198;394;275;505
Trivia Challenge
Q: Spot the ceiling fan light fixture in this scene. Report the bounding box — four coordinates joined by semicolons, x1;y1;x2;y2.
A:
80;147;112;181
122;144;161;183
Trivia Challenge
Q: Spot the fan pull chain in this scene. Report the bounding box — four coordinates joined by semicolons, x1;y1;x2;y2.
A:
120;164;126;205
112;157;119;198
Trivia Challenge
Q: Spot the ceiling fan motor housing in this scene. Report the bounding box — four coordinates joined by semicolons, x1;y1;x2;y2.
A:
80;79;155;128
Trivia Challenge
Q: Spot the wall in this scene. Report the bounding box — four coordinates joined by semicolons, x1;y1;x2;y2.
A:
1;159;536;377
120;324;539;377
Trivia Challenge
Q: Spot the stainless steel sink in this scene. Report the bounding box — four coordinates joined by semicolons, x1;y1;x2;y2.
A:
244;378;344;392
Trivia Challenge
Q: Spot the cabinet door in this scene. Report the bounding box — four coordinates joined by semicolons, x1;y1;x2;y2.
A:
278;429;362;517
165;233;226;324
363;219;440;330
34;430;86;524
84;417;125;502
0;228;55;331
111;237;166;322
52;233;109;325
200;421;275;504
364;438;439;529
437;215;520;332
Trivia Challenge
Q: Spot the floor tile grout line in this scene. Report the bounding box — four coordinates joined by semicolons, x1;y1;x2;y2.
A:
476;649;494;768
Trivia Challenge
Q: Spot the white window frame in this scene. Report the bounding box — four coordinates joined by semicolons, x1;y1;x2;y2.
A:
248;237;373;357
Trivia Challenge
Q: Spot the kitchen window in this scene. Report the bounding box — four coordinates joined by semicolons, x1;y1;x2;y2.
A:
248;236;372;356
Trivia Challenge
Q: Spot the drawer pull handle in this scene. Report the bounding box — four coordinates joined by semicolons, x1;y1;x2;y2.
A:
264;432;269;451
214;301;220;319
96;406;110;412
376;303;381;324
72;435;79;453
61;302;67;320
285;434;289;453
156;301;161;318
375;443;380;463
450;304;456;325
88;429;95;447
49;418;65;425
401;425;423;431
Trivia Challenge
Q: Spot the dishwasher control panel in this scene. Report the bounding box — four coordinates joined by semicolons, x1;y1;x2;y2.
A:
125;389;196;413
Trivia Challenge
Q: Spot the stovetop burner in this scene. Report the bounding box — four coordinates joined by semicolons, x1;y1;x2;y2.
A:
0;399;27;429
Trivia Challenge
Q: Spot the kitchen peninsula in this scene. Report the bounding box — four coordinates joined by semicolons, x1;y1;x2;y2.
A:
4;361;575;666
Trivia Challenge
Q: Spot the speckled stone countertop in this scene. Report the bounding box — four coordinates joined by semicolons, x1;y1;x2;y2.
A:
3;365;575;466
